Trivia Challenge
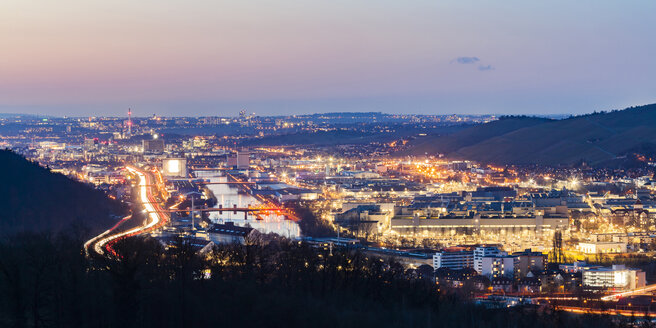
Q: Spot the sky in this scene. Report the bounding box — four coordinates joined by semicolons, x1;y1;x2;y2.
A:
1;0;655;117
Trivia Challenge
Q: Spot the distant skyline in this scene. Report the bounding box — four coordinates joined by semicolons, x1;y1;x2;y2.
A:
2;0;655;117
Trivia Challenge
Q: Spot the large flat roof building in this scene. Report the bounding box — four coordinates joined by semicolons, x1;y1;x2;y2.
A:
391;213;569;235
582;265;646;291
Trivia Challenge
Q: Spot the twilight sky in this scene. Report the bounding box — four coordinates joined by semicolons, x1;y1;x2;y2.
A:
1;0;655;117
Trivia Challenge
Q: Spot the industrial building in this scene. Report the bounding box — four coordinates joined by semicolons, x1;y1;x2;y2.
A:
582;265;646;291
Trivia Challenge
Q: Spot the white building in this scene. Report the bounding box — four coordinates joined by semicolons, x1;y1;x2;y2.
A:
433;250;474;270
582;265;646;291
474;246;502;273
162;158;187;178
578;241;627;254
481;254;516;279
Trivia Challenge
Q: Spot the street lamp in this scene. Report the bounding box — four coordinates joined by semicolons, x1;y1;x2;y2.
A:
183;191;203;232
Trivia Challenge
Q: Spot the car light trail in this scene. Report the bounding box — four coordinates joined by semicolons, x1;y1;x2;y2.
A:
85;165;168;256
600;283;656;301
84;214;133;257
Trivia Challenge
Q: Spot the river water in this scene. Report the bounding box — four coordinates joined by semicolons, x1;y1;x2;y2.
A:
195;171;300;238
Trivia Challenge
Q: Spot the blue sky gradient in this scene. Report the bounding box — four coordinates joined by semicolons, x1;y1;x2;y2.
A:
1;0;655;116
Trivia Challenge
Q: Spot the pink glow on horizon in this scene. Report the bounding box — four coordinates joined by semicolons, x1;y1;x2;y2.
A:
1;0;655;115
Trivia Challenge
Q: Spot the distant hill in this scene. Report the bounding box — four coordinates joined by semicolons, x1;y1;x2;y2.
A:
404;104;656;166
0;150;123;235
0;113;51;118
405;116;552;155
240;125;466;147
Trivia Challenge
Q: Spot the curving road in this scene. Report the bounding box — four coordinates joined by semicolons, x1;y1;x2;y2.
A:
85;165;169;257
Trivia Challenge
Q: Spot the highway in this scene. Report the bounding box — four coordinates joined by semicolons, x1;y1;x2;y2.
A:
600;283;656;301
86;164;300;255
85;165;169;256
556;305;656;317
83;214;133;257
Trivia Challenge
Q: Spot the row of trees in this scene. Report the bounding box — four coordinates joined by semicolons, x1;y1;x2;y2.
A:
0;231;649;328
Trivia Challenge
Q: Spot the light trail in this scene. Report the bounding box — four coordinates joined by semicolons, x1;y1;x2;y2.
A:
83;214;132;257
85;165;168;256
557;305;656;317
600;283;656;301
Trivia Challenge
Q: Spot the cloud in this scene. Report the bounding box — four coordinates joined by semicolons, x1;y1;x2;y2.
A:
451;56;494;72
454;56;480;64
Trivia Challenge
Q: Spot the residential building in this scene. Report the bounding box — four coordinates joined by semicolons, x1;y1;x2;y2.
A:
474;246;502;273
433;248;474;270
481;253;516;279
513;249;547;277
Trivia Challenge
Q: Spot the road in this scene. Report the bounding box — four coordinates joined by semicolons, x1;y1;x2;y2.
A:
600;283;656;301
85;165;169;256
556;305;656;317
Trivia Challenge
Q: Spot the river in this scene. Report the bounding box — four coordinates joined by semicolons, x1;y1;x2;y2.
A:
195;170;300;238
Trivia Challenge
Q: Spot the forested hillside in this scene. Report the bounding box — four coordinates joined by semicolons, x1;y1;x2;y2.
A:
405;104;656;166
0;149;123;235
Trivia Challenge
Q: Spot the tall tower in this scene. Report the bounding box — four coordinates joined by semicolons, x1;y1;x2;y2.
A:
127;108;132;136
552;231;564;264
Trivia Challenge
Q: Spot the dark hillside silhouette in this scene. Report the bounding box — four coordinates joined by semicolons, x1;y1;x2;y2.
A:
0;149;124;236
406;104;656;166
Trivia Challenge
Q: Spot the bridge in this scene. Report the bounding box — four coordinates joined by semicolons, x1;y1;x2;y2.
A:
169;178;255;185
194;181;255;185
165;205;291;220
184;170;301;222
166;206;285;213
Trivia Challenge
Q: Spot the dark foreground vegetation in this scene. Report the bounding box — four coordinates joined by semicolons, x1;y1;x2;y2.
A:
0;232;648;328
289;201;336;237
